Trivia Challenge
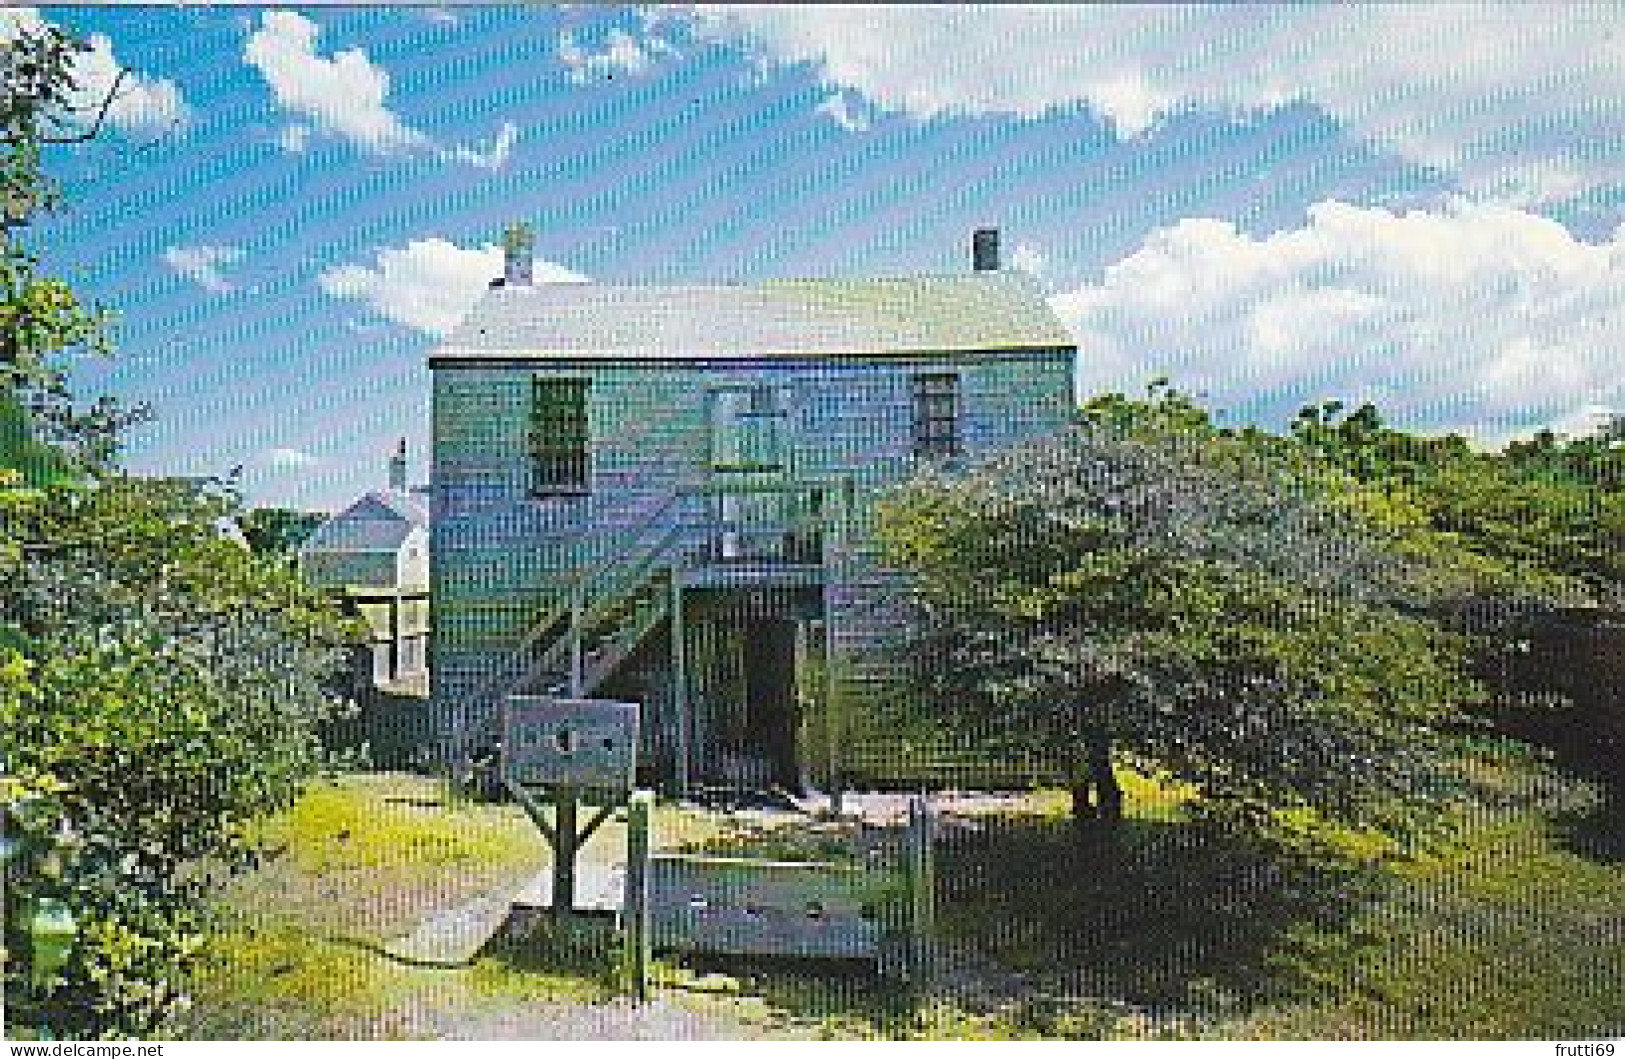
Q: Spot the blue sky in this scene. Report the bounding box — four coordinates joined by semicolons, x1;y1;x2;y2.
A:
15;4;1625;511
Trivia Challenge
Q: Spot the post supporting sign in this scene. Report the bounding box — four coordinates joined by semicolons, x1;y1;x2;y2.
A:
501;696;640;915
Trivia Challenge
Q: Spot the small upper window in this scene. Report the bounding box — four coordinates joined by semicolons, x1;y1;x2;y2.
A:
710;385;785;472
912;372;961;458
529;377;589;495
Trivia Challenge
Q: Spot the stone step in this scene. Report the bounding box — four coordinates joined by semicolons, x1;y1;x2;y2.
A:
381;885;524;967
512;862;626;913
381;861;627;966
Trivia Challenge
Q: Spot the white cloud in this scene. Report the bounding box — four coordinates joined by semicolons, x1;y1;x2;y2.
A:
1009;242;1049;279
814;92;869;133
78;31;192;135
244;10;517;168
266;446;318;470
317;238;588;338
244;10;429;155
442;120;519;171
556;26;674;84
1052;201;1625;438
418;8;461;27
278;123;310;153
1;8;191;136
162;243;243;294
1545;403;1620;440
690;6;1625;202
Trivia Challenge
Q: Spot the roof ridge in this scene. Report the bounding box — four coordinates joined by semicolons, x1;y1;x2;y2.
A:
487;271;1036;292
443;270;1073;359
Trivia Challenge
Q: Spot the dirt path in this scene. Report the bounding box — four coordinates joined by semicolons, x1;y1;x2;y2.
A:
390;989;809;1041
191;776;1039;1040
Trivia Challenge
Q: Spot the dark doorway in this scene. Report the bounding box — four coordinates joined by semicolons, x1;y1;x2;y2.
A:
741;617;799;791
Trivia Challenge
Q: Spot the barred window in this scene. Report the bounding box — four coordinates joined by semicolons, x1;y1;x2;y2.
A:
912;372;961;458
529;377;589;495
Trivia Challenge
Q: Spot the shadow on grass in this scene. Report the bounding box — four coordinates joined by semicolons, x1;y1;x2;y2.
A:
620;812;1385;1037
471;909;624;999
932;812;1383;1015
1551;786;1625;865
658;952;912;1037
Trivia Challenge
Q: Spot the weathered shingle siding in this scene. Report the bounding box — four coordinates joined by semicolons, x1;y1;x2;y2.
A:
302;550;401;592
430;347;1074;768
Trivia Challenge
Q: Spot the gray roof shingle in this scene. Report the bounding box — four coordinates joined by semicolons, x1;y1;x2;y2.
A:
436;272;1075;361
301;490;428;555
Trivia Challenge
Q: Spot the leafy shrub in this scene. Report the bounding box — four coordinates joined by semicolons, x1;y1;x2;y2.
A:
1;474;352;1038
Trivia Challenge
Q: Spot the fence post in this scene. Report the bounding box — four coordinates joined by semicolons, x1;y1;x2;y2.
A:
904;795;936;988
623;789;654;1002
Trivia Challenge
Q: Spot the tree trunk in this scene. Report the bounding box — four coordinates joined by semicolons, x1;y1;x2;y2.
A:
1069;729;1122;834
1069;781;1098;825
1087;730;1123;824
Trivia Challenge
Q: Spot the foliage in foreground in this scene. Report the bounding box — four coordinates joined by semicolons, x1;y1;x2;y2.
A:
1;473;354;1037
1;19;352;1038
877;385;1563;838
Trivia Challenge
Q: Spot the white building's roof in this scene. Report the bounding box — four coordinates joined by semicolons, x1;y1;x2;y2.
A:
301;489;428;555
433;272;1075;362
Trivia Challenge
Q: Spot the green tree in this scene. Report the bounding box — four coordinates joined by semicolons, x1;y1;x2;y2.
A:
239;505;327;560
1;22;351;1037
2;477;353;1036
3;17;132;480
1291;401;1624;596
1285;401;1625;789
878;387;1499;840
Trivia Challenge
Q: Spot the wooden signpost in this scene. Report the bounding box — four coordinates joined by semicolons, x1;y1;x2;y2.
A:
499;694;936;1000
500;696;639;915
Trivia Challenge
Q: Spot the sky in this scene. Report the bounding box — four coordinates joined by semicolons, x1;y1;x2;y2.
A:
10;3;1625;511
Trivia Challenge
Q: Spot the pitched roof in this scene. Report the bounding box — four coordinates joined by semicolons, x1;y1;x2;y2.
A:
301;489;428;555
434;272;1075;362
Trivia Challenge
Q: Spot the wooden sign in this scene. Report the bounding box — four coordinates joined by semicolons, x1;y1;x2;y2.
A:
500;696;639;792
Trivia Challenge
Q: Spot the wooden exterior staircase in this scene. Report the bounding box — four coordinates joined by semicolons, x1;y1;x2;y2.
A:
453;481;842;791
455;498;684;778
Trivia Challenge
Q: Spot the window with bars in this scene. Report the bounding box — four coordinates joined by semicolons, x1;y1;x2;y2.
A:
912;372;961;458
528;377;590;495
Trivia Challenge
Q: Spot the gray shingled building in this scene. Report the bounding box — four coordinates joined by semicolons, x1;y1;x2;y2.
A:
429;228;1077;793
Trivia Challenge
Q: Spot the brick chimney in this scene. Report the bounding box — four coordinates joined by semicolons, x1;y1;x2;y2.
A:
973;227;1000;272
389;438;407;491
502;221;535;286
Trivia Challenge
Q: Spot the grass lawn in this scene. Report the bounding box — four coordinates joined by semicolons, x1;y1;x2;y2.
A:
173;767;1625;1040
175;772;795;1040
914;768;1625;1039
